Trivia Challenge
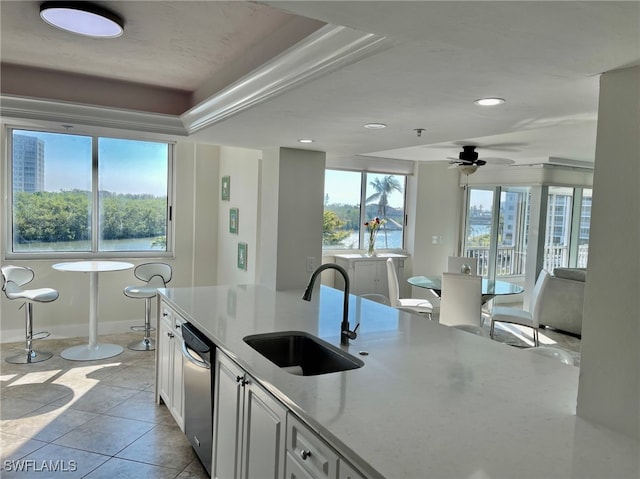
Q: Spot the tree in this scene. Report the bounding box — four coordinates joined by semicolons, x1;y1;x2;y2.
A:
323;210;350;246
365;176;402;247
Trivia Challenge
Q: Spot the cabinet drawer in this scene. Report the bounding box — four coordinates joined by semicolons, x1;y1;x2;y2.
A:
287;413;338;478
160;302;185;336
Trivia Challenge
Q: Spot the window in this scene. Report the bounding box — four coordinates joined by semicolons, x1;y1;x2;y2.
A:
463;187;530;278
463;184;591;279
7;128;173;258
323;169;406;250
544;186;591;270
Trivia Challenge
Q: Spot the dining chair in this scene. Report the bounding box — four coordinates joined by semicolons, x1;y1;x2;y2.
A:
447;256;479;275
439;272;483;330
386;258;433;318
490;269;551;347
124;262;172;351
1;265;59;364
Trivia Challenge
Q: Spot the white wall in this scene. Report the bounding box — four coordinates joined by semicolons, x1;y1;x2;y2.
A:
258;147;325;291
407;161;461;300
576;66;639;439
0;140;220;340
216;146;261;285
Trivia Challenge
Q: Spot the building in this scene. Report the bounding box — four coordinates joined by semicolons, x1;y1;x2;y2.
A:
11;134;44;192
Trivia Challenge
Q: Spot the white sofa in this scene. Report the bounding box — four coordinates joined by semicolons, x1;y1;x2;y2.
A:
539;268;586;336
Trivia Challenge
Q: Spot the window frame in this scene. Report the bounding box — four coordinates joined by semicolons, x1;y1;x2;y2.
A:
322;168;409;253
4;126;175;260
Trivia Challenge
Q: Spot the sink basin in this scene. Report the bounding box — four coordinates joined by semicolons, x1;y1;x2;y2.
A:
243;331;364;376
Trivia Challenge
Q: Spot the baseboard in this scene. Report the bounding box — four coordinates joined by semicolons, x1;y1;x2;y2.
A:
0;318;146;344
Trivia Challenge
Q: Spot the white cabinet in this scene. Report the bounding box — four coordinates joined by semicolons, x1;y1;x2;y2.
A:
286;413;337;478
338;461;366;479
156;301;185;430
286;413;365;479
334;254;407;297
213;350;287;479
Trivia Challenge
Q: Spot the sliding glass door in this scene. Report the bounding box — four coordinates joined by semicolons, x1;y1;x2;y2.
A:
464;185;591;285
463;187;531;282
544;187;592;270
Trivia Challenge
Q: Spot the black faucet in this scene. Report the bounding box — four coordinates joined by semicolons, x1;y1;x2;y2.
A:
302;263;359;346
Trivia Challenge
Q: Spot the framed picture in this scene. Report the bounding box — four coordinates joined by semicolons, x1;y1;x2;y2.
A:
237;242;248;270
221;176;230;201
229;208;239;234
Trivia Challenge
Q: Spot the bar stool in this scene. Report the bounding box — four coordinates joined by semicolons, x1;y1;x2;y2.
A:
1;265;58;364
124;263;172;351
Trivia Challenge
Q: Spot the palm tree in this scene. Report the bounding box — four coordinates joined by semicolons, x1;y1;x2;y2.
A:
366;176;402;247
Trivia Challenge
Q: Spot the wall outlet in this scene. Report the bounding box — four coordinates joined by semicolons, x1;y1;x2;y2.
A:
306;257;317;272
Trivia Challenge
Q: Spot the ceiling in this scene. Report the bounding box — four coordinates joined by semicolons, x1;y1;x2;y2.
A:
1;1;639;167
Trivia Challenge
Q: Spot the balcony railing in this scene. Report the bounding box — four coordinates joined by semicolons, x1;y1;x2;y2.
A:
465;244;588;277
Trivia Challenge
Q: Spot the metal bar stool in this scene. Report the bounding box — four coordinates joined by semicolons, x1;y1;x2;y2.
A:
124;263;172;351
2;265;59;364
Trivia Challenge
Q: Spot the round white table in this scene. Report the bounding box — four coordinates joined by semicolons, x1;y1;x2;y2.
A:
53;261;134;361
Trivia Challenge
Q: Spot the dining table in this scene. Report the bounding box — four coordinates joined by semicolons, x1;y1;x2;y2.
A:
52;260;134;361
407;274;524;304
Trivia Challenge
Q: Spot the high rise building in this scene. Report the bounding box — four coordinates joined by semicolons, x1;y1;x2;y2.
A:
13;134;45;192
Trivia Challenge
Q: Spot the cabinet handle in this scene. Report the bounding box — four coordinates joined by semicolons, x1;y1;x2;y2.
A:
163;312;168;317
175;323;181;329
167;332;174;338
236;375;250;386
300;449;312;460
236;375;244;383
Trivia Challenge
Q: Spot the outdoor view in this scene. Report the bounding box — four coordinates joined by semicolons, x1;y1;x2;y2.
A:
10;129;170;253
464;186;590;278
323;170;406;250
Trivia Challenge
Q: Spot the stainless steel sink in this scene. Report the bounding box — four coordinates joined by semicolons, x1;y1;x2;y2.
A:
243;331;364;376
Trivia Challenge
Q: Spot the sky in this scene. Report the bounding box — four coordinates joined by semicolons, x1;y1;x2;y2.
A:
16;130;168;197
324;170;404;207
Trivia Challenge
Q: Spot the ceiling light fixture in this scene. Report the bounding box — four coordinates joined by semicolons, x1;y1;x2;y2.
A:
40;1;124;38
474;98;505;106
298;139;314;144
364;123;387;129
458;164;479;176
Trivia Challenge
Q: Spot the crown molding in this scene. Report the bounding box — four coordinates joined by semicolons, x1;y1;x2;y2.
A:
180;24;390;134
1;25;389;139
0;95;188;136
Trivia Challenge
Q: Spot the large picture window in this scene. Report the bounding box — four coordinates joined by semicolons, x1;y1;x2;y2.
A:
323;169;406;250
7;128;173;257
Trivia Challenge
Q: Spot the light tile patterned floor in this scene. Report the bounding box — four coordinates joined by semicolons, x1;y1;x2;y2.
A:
0;333;208;478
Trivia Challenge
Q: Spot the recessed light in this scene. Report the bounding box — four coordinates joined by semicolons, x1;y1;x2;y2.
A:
40;1;124;38
474;98;506;106
364;123;387;129
298;139;314;144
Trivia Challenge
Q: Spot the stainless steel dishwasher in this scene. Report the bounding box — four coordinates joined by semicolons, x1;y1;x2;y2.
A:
181;322;214;476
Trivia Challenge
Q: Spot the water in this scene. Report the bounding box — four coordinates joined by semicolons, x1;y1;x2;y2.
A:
332;229;404;250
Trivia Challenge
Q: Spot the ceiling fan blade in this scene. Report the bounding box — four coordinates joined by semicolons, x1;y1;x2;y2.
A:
482;157;515;165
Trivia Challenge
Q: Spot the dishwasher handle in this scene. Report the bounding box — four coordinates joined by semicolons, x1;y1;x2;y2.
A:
181;341;210;369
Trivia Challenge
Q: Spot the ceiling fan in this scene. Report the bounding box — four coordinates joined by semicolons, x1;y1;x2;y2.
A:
447;145;514;175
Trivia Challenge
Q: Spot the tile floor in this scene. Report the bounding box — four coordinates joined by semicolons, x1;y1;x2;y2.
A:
0;333;208;478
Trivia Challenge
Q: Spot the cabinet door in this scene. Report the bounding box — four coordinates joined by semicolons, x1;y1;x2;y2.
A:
213;352;244;479
157;317;172;405
241;379;287;479
170;332;184;429
352;261;378;296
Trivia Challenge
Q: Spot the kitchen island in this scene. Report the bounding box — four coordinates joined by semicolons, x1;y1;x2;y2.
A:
158;284;639;478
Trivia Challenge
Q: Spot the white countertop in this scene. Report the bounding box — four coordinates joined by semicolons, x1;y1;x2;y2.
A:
159;284;639;479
